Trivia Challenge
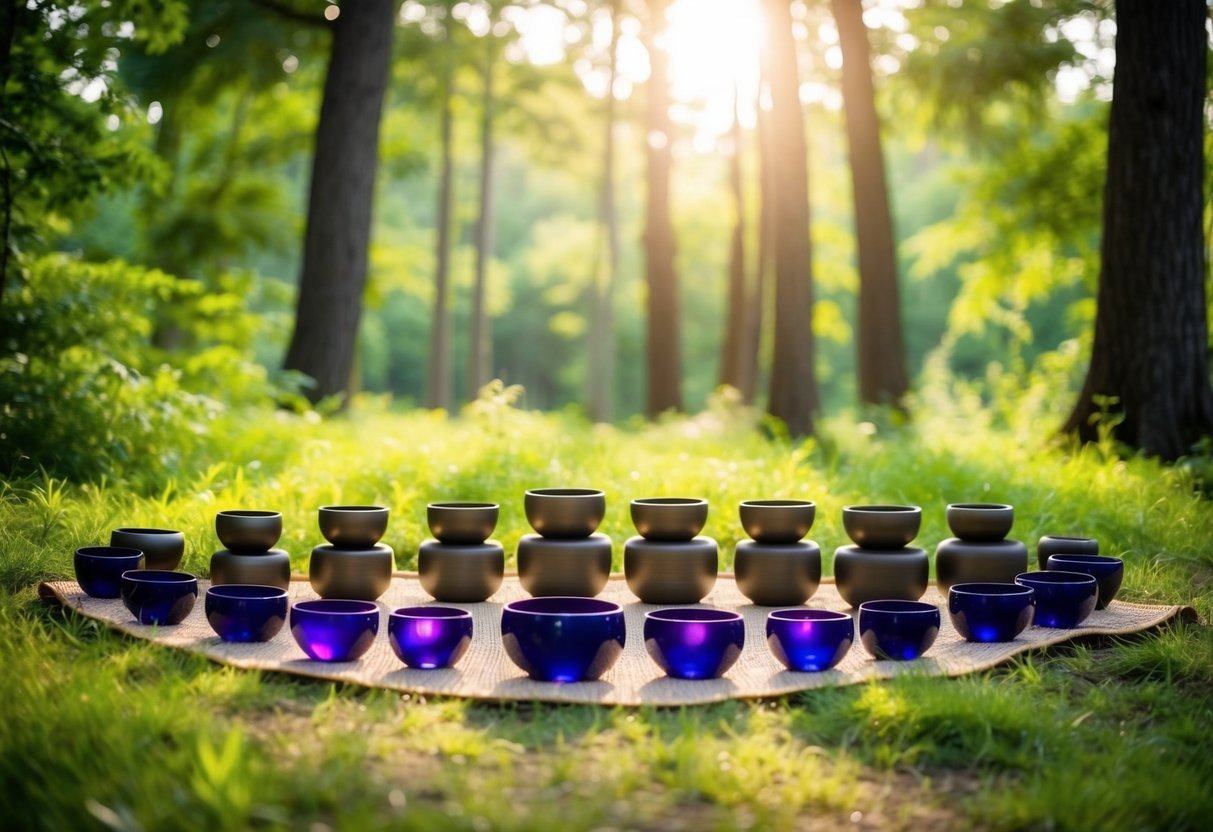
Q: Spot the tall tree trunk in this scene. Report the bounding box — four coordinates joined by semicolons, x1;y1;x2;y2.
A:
587;0;620;423
469;37;496;401
746;64;776;406
426;30;456;412
1063;0;1213;460
282;0;393;403
718;86;749;395
643;0;683;417
832;0;908;409
763;0;819;437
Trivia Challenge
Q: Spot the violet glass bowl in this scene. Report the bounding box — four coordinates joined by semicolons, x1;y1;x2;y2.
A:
501;597;625;682
75;546;144;598
120;570;198;625
644;608;745;680
947;582;1035;643
766;608;854;672
1046;554;1124;610
290;599;380;662
1015;571;1098;628
858;599;940;661
388;606;473;669
205;584;289;642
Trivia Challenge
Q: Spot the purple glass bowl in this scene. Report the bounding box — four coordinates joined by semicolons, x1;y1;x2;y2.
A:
205;584;289;642
388;606;474;669
75;546;144;598
1015;571;1098;628
290;599;380;662
644;607;745;680
858;599;940;661
766;608;854;672
947;582;1035;643
501;597;625;682
120;570;198;625
1045;554;1124;610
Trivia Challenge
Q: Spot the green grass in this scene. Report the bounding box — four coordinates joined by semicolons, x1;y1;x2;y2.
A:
2;399;1212;830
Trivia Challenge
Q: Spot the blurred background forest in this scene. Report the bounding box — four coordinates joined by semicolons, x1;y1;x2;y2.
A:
1;0;1210;488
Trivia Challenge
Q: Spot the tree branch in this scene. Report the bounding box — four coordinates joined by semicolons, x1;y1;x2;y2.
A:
251;0;331;28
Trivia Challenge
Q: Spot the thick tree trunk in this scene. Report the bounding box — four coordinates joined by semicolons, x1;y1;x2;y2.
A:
587;0;620;423
746;67;776;406
718;87;749;395
426;31;456;412
282;0;393;403
832;0;908;409
763;0;818;437
643;0;683;417
469;39;496;401
1062;0;1213;460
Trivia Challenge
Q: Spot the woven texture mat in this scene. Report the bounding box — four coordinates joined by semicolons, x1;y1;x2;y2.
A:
39;574;1194;706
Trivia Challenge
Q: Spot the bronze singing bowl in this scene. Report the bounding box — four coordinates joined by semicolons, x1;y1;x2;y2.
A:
427;502;499;545
308;543;395;601
630;498;709;542
733;539;821;606
215;510;282;553
417;539;504;602
623;535;718;604
841;505;922;550
516;533;612;597
523;488;606;539
209;548;292;590
318;505;389;549
738;500;815;544
945;503;1014;543
110;528;185;571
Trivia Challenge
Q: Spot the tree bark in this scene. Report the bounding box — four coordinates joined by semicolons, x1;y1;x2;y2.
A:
426;28;456;412
746;62;776;406
718;86;749;395
587;0;620;423
763;0;819;437
282;0;393;404
643;0;683;417
832;0;908;409
1062;0;1213;460
468;36;496;401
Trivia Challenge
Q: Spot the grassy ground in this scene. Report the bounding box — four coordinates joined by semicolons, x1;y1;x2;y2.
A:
3;398;1212;830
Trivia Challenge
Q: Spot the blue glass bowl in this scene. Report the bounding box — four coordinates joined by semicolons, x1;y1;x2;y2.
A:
766;608;854;672
290;599;380;662
1015;571;1098;628
644;607;745;679
388;606;473;669
205;584;289;642
947;582;1035;643
120;570;198;625
1046;554;1123;610
501;597;625;682
75;546;144;598
858;600;940;661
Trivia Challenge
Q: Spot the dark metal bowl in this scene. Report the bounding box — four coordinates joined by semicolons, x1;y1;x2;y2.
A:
523;488;606;539
738;500;815;544
318;505;389;549
308;543;395;601
630;497;709;542
110;528;185;571
426;502;498;545
841;505;921;550
215;510;282;553
945;503;1014;542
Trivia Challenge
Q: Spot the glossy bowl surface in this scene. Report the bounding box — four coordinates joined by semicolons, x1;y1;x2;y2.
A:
75;546;144;598
945;503;1014;542
947;582;1035;643
388;606;473;669
1014;570;1098;628
110;528;185;571
858;599;940;661
1036;534;1099;570
205;584;289;642
644;608;745;680
426;502;499;545
523;488;606;539
630;497;709;542
120;569;198;625
501;597;625;682
1046;554;1123;610
841;505;922;550
738;500;816;544
318;505;390;549
290;599;380;662
766;608;854;672
215;510;282;553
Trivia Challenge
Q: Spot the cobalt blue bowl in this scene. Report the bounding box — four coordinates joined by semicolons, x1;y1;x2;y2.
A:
75;546;144;598
290;599;380;662
501;597;625;682
947;582;1035;643
766;608;854;672
858;599;940;661
205;584;289;642
644;607;745;679
388;606;473;669
1046;554;1123;610
1015;571;1098;628
120;570;198;625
